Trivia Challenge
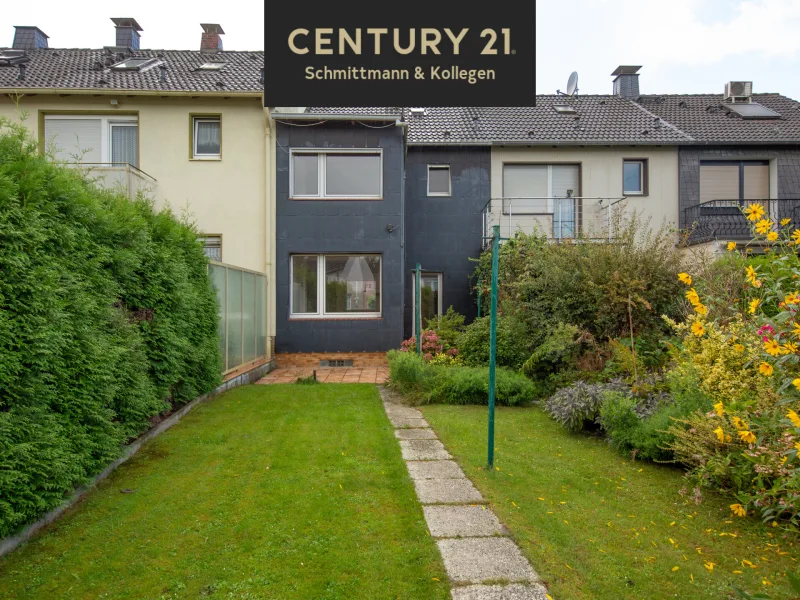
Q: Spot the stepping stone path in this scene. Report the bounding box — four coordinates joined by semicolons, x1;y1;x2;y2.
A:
379;387;551;600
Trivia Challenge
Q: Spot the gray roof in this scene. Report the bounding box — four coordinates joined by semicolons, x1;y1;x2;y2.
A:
635;94;800;143
0;48;263;94
309;93;800;145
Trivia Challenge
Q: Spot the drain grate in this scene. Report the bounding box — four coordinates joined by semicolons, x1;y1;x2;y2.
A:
320;359;353;368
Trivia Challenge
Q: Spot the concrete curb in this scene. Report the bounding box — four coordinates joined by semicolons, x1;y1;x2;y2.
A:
0;359;275;559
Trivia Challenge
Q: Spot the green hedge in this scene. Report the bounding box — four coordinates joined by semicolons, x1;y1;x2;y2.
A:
0;120;221;536
387;350;534;407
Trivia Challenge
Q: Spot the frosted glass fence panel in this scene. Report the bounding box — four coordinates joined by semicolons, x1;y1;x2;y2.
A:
208;262;269;373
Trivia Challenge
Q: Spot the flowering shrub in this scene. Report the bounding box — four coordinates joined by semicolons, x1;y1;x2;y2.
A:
400;329;444;360
670;205;800;530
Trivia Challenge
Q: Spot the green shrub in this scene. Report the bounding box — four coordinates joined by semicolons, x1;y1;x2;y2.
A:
543;380;628;432
521;322;582;378
387;349;427;394
598;392;674;461
0;120;221;536
425;306;465;349
456;315;531;369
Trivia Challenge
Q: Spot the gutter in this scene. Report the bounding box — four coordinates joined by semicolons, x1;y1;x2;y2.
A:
270;112;403;123
1;88;263;98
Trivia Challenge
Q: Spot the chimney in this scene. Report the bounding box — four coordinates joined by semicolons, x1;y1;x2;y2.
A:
200;24;225;53
611;65;642;99
12;26;49;50
111;18;143;50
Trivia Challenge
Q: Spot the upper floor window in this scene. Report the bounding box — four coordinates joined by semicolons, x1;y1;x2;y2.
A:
290;149;382;199
623;159;648;195
700;160;769;203
502;163;579;238
44;115;138;167
192;116;221;159
427;165;451;197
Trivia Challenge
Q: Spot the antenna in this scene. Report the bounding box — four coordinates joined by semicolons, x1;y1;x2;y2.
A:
567;71;579;96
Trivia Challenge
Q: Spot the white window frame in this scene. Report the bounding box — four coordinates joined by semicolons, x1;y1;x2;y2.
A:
289;148;383;199
193;117;222;160
289;254;382;319
623;160;645;195
427;165;451;197
44;114;138;165
412;272;443;325
502;164;578;215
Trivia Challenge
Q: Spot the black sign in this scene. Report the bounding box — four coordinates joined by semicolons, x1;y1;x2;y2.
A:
264;1;536;107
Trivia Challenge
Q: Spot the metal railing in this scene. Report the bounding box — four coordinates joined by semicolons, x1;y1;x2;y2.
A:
682;198;800;245
481;195;628;246
208;261;269;375
63;162;157;200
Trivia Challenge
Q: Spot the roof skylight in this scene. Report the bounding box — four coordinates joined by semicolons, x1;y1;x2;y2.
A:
111;57;159;71
197;62;227;71
553;105;577;115
722;102;781;120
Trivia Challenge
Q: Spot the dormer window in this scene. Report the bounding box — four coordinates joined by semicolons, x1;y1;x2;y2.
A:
197;62;227;71
111;57;159;71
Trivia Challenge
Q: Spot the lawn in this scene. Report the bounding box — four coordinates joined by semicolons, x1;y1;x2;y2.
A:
0;384;448;600
422;405;799;600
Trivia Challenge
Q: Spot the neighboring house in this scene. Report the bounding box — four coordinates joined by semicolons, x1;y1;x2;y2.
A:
0;20;274;374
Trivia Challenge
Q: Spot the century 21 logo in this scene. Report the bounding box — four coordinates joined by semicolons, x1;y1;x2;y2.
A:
287;28;513;56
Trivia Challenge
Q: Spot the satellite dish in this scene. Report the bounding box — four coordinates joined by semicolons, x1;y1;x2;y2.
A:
567;71;579;96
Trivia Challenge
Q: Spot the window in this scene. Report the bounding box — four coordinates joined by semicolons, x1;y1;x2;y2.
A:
290;149;382;199
44;115;138;167
111;58;159;71
700;160;769;203
623;159;648;195
290;254;381;318
199;235;222;261
197;62;227;71
553;105;577;114
413;273;443;327
192;116;221;159
502;164;579;238
428;165;451;196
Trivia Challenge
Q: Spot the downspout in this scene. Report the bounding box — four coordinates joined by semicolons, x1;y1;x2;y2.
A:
398;115;408;342
264;104;277;359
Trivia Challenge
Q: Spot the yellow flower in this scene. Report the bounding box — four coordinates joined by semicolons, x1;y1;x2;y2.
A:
738;430;757;444
796;442;800;452
704;561;716;572
727;241;737;252
691;321;705;337
782;218;791;226
794;229;800;244
734;343;745;353
746;265;758;283
787;410;800;428
713;427;725;443
753;279;762;288
794;322;800;337
764;339;782;357
731;416;747;430
730;504;747;517
767;231;779;242
785;292;800;305
678;272;692;285
745;203;765;221
714;402;725;417
758;362;773;376
749;299;761;314
694;303;708;316
755;219;774;235
686;288;700;306
783;341;798;354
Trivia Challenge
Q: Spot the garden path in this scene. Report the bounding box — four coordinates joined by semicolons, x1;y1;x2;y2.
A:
379;387;552;600
257;367;389;384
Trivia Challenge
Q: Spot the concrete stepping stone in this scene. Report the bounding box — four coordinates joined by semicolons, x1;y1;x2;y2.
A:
407;460;466;480
395;428;438;440
400;439;451;461
384;404;424;419
389;417;430;428
451;583;550;600
424;505;506;538
414;478;483;504
437;538;538;584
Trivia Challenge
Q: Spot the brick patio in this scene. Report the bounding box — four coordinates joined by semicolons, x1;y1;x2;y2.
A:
256;367;389;385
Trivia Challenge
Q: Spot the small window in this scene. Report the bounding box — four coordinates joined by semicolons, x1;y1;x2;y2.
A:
199;235;222;261
553;105;577;114
428;165;451;196
193;116;221;159
290;254;381;318
111;58;159;71
290;150;382;199
623;159;648;195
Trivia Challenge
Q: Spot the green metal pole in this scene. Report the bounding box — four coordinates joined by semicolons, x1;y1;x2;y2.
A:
415;263;422;356
488;225;500;468
477;284;482;318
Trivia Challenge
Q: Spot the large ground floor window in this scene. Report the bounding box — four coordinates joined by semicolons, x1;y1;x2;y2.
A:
291;254;381;318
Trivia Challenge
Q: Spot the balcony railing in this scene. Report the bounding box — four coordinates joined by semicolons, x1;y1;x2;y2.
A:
64;162;157;200
682;198;800;245
481;196;628;246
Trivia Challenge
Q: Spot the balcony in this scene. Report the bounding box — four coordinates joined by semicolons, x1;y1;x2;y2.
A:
66;163;157;200
481;196;628;246
682;198;800;245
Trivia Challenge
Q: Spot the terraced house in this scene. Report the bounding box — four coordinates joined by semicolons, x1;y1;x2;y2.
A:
3;27;800;367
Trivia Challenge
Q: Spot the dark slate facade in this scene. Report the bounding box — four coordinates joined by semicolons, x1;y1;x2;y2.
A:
275;121;405;353
678;145;800;230
403;146;491;339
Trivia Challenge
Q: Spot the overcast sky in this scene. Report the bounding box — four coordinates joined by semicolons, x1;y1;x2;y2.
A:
4;0;800;100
